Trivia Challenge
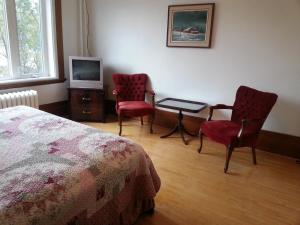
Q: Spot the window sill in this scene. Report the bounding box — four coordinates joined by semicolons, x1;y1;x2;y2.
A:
0;77;66;90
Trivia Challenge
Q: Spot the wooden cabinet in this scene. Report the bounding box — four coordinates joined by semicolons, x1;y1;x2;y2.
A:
69;88;105;122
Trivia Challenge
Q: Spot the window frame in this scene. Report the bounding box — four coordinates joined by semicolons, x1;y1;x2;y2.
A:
0;0;65;90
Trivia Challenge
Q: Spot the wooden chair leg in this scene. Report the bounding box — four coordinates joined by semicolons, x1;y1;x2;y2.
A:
118;115;122;136
252;146;257;165
150;113;154;134
198;130;203;153
224;146;233;173
141;117;144;125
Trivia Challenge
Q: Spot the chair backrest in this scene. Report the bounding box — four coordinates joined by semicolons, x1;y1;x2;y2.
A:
231;86;278;131
112;74;148;101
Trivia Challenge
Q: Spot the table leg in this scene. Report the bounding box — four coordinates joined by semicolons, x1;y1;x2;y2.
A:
178;125;188;145
160;111;182;139
160;109;200;144
160;124;179;138
182;126;198;137
177;110;188;145
161;110;190;145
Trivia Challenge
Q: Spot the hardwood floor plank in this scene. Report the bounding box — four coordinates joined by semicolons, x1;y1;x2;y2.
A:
84;118;300;225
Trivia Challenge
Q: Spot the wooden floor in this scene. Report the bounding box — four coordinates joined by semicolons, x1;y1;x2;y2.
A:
85;118;300;225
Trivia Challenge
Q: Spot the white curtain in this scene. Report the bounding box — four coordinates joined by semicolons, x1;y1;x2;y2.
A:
78;0;90;57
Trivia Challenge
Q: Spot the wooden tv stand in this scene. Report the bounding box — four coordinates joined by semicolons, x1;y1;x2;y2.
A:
69;88;105;122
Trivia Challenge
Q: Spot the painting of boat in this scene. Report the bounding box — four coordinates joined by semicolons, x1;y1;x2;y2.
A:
172;11;208;42
167;4;215;48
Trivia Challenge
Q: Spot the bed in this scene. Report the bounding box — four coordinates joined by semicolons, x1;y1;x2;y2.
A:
0;106;160;225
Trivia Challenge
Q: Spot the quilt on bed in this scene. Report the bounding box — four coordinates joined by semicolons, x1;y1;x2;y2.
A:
0;106;160;225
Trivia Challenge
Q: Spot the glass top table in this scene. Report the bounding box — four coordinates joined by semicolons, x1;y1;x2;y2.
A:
156;98;207;145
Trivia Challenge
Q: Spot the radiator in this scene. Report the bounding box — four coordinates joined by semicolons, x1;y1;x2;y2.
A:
0;90;39;109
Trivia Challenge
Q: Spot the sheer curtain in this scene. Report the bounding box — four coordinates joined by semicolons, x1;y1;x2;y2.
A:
79;0;90;57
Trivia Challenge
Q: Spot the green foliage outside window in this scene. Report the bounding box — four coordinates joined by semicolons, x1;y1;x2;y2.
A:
0;0;43;79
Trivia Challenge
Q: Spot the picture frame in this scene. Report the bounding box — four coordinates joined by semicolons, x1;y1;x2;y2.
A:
167;3;215;48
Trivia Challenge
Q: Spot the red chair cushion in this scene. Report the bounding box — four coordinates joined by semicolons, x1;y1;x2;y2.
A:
201;120;255;146
118;101;154;117
200;86;277;149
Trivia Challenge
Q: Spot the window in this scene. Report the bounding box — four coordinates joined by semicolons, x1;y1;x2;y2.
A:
0;0;64;88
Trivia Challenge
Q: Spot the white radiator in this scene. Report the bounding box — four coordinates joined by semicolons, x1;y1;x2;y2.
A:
0;90;39;109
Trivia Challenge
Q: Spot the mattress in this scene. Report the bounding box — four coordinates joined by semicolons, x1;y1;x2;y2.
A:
0;106;160;225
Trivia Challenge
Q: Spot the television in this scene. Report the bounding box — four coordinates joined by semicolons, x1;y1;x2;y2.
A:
69;56;103;89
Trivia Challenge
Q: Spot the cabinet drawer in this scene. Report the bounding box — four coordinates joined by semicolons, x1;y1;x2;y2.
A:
69;88;105;122
70;90;102;106
71;108;103;121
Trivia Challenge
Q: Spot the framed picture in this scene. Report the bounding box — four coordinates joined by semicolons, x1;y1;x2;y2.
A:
167;3;215;48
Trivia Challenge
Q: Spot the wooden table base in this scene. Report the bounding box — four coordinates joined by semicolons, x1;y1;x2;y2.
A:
160;110;197;145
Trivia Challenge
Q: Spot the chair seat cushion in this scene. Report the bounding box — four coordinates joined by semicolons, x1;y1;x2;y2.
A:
118;101;154;117
201;120;254;146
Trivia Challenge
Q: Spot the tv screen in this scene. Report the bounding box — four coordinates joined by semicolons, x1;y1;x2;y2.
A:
72;59;100;81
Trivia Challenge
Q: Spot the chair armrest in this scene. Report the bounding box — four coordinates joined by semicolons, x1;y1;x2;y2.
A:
112;89;119;96
208;104;234;121
146;90;155;96
237;118;265;138
145;90;155;107
210;104;234;110
112;89;121;110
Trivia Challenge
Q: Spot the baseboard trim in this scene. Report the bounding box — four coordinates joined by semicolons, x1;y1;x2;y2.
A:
257;130;300;159
154;108;300;159
39;101;69;117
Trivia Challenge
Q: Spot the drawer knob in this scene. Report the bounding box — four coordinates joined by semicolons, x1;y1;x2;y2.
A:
82;110;92;114
82;97;91;101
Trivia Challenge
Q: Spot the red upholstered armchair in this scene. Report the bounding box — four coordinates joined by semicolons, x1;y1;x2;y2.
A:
112;74;155;136
199;86;278;173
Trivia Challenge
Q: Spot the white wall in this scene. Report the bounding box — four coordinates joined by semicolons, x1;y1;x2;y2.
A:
87;0;300;136
0;0;80;105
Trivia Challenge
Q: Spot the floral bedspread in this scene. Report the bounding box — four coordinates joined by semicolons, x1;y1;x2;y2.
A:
0;106;160;225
